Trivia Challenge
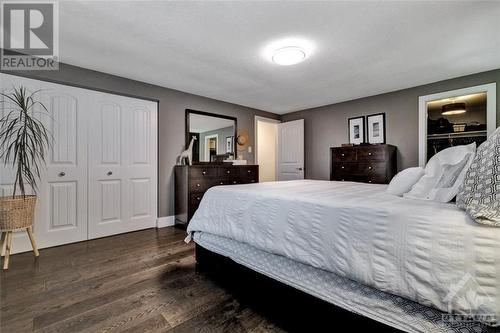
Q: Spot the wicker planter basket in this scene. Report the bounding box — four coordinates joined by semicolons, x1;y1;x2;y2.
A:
0;195;37;231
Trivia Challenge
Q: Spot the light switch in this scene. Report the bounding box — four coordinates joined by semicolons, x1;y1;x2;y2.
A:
248;146;252;153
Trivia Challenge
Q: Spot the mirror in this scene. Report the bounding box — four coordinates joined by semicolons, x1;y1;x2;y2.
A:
186;110;237;163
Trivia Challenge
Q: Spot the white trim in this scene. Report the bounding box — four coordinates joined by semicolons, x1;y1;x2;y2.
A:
156;216;175;228
418;83;497;166
204;133;219;161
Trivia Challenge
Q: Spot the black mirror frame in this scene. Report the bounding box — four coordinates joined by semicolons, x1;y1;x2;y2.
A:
185;109;238;162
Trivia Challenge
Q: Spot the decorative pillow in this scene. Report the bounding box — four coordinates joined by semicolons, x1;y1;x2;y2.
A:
404;143;476;202
386;167;425;196
457;127;500;226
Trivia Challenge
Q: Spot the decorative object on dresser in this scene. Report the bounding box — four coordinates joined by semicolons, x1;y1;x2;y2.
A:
176;136;197;166
366;113;386;144
348;116;365;145
330;144;397;184
175;164;259;227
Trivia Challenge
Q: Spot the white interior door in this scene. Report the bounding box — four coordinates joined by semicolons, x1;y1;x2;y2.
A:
277;119;305;181
88;93;157;239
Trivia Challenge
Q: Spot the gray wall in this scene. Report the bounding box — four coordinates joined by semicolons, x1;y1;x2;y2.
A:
282;69;500;180
199;126;235;161
1;63;279;217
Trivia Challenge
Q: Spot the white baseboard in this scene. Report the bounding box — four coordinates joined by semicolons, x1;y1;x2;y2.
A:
156;216;175;228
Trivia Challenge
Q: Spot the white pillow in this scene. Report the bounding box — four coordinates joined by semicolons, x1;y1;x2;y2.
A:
386;167;425;196
404;143;476;202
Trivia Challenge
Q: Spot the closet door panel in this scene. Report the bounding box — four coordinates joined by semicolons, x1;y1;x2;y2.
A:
38;86;88;247
124;101;157;232
88;94;157;238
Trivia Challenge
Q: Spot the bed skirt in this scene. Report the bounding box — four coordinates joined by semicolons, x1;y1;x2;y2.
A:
193;232;495;333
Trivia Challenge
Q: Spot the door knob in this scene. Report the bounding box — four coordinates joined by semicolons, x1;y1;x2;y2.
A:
58;172;65;177
296;167;303;171
107;171;113;176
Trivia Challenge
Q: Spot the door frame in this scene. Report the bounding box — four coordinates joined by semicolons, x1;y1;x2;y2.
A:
254;116;280;181
204;134;219;161
418;83;497;166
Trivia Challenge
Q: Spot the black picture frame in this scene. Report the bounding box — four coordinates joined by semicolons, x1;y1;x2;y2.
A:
348;116;365;145
366;113;386;144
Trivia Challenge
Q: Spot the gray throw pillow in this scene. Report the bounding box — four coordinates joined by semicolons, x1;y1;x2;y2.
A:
456;126;500;226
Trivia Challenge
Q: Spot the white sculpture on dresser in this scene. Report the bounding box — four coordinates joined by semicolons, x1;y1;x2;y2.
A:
177;136;197;165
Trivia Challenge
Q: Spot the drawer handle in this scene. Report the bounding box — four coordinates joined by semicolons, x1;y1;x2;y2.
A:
247;170;251;173
368;180;372;183
196;183;201;187
226;170;231;174
220;182;224;185
233;181;237;184
251;180;255;183
107;171;113;176
202;171;207;175
58;172;65;177
368;166;372;170
341;153;345;157
368;152;372;156
196;197;201;201
341;166;345;169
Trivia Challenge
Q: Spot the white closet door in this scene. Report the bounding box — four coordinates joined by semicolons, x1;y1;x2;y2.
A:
88;93;157;239
37;85;88;247
0;74;88;251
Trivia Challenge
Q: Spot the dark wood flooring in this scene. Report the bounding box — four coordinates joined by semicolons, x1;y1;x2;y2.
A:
1;227;399;333
0;228;285;333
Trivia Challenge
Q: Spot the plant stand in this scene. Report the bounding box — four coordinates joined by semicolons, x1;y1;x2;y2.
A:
1;227;39;269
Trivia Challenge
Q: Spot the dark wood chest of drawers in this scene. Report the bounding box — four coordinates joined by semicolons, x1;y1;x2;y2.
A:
175;164;259;227
330;145;397;184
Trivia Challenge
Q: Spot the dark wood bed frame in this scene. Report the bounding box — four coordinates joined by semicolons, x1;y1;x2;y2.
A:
195;244;402;332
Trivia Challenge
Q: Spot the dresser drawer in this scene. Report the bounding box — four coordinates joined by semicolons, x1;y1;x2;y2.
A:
189;179;217;193
219;167;236;177
332;148;357;162
239;166;258;177
190;193;205;206
357;162;387;176
358;148;387;161
334;163;358;175
190;167;218;179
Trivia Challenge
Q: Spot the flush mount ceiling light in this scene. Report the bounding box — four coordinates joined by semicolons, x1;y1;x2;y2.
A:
262;38;314;66
272;46;306;66
442;102;467;115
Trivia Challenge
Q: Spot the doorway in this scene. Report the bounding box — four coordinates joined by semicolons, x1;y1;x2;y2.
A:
255;117;279;182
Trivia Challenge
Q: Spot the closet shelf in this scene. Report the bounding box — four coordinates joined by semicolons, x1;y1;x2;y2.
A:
427;130;487;140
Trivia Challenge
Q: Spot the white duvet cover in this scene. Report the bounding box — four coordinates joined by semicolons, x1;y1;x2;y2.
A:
187;180;500;325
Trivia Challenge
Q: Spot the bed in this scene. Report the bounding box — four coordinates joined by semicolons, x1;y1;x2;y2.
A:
186;180;500;332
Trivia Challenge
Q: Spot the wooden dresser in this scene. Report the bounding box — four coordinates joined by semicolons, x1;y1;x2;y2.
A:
175;164;259;227
330;145;397;184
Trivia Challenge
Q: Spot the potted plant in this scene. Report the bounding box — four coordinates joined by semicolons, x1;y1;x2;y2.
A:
0;86;51;269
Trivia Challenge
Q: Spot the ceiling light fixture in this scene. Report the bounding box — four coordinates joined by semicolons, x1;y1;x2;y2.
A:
442;102;467;116
272;46;306;66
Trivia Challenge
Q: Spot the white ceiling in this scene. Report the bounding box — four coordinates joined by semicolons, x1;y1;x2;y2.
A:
189;113;235;133
59;1;500;114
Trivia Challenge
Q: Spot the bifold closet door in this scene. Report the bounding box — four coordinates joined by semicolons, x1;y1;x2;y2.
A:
88;93;157;239
0;74;88;251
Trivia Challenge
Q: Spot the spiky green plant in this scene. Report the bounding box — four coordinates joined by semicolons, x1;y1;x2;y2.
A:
0;87;51;198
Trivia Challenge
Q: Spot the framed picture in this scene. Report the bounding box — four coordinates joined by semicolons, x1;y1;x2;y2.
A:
367;113;386;144
348;116;365;145
226;136;234;153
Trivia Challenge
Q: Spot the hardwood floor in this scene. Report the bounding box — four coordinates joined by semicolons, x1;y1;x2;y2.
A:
1;227;399;333
0;227;284;333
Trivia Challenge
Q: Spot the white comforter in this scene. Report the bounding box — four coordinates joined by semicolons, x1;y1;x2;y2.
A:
187;180;500;324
